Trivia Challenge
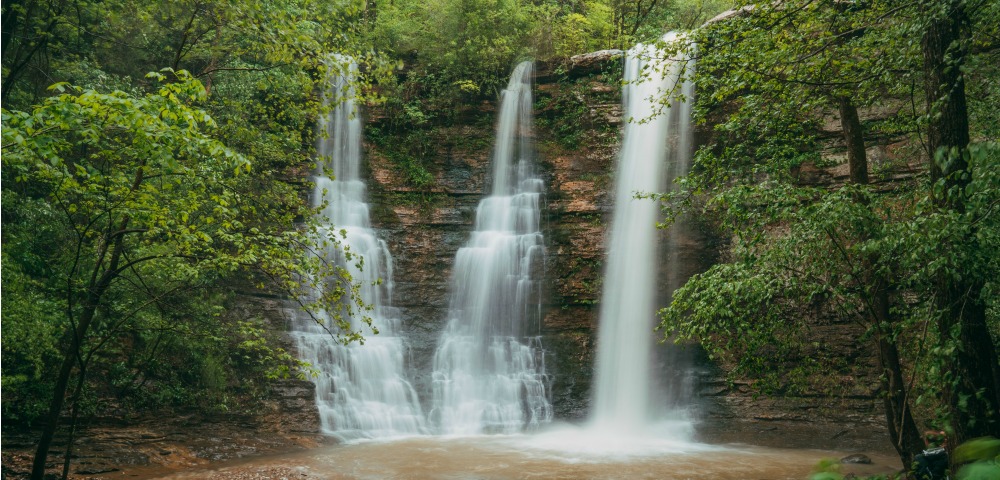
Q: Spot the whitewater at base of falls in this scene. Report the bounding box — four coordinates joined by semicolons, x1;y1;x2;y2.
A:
157;429;903;480
514;421;704;459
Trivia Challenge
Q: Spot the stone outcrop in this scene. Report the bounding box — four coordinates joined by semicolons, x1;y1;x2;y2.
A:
361;65;630;420
566;50;624;78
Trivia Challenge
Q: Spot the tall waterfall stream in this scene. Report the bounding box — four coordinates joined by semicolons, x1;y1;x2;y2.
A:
591;32;697;437
430;61;552;435
288;59;426;441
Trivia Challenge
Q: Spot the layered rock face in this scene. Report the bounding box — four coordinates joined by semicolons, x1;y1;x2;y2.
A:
366;64;621;419
365;59;712;422
330;56;893;447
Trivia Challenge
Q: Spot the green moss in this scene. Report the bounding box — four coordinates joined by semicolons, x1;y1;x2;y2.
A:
366;125;436;188
535;73;620;151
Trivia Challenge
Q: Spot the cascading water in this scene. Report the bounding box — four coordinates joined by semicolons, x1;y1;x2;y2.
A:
430;61;553;435
591;33;697;434
289;58;425;441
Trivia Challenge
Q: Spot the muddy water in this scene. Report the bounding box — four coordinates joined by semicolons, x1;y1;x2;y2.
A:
156;424;901;480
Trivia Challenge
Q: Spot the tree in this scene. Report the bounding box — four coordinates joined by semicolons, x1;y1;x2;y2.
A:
2;0;405;475
2;7;387;480
918;0;1000;443
656;0;1000;468
2;72;309;479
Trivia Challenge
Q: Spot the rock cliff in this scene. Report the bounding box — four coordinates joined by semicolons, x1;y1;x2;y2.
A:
365;61;627;421
357;55;895;450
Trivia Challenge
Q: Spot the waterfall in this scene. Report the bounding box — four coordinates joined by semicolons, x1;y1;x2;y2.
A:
591;33;696;434
289;58;426;441
430;61;553;435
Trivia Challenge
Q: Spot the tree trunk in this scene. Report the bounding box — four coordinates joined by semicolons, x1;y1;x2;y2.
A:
60;359;90;480
839;95;924;464
31;222;128;480
839;97;868;186
31;306;94;479
922;2;970;194
921;0;1000;443
874;287;924;466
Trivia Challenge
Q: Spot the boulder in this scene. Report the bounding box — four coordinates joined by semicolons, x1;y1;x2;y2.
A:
840;453;873;464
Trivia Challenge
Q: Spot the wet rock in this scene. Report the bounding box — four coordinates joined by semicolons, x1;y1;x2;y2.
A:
793;161;834;185
113;451;151;465
841;454;872;464
271;378;320;434
568;50;624;77
75;464;120;474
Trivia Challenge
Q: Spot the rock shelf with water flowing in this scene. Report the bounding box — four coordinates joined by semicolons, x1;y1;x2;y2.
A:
288;59;425;441
591;33;697;437
430;61;553;435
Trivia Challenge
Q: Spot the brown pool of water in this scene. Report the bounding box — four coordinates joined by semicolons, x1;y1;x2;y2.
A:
154;425;902;480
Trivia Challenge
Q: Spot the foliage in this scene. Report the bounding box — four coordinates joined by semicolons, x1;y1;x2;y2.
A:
0;248;62;423
0;3;401;477
807;458;846;480
372;0;534;99
657;0;1000;466
529;1;616;59
2;72;333;421
955;436;1000;480
660;183;919;391
806;437;1000;480
366;125;438;189
535;80;596;150
365;0;727;136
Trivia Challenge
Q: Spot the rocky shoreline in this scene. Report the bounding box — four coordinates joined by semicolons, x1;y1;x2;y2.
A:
1;378;325;480
2;418;326;479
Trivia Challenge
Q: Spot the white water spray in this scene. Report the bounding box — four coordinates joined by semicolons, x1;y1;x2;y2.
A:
290;58;425;441
430;61;553;434
591;33;697;434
